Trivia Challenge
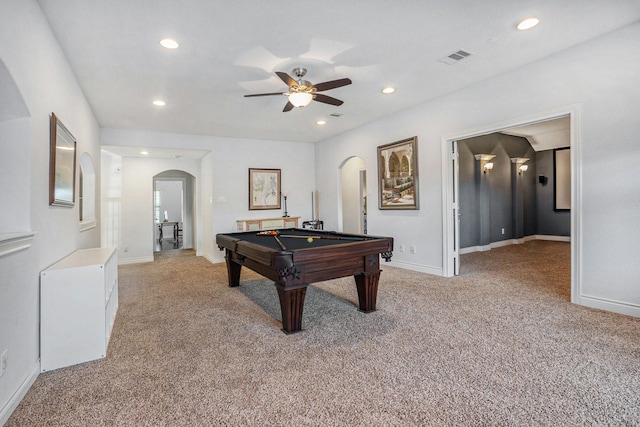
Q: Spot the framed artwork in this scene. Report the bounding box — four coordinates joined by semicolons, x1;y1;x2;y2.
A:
249;168;281;210
554;147;571;211
377;136;419;210
49;113;77;207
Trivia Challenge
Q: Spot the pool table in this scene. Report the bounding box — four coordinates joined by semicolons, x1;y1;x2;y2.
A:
216;228;393;333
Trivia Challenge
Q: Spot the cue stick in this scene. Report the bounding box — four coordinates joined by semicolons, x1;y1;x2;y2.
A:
273;235;287;250
257;230;363;244
256;230;288;249
279;234;364;241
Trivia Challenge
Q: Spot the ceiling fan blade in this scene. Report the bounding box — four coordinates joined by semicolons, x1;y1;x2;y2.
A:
313;93;344;106
310;78;352;92
276;71;298;89
283;101;294;112
244;92;286;97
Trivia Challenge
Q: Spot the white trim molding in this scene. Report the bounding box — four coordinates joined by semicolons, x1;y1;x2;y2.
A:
79;220;97;232
460;235;571;255
577;295;640;318
387;260;443;277
0;359;40;425
0;232;35;258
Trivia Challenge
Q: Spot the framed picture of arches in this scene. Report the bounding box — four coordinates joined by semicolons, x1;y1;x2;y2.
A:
377;136;419;210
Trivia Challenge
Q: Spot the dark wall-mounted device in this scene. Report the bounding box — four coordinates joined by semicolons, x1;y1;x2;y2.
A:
539;175;549;186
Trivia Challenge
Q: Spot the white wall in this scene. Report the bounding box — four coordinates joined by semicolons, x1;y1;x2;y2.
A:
156;181;183;223
316;22;640;315
0;0;102;423
100;128;316;264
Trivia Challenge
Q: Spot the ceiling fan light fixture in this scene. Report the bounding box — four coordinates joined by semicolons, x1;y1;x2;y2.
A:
288;92;313;108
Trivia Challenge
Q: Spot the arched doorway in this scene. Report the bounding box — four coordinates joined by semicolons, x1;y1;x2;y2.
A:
339;156;367;234
153;170;195;252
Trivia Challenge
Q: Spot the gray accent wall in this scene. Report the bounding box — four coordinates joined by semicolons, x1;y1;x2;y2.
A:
536;150;571;236
459;133;567;249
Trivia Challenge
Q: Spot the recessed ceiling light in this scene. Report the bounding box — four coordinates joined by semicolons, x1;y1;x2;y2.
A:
316;120;326;126
140;151;149;155
382;87;395;94
517;17;539;30
153;100;166;106
160;38;179;49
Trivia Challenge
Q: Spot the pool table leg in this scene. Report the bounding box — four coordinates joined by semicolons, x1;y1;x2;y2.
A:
225;256;242;287
275;284;308;334
354;270;381;313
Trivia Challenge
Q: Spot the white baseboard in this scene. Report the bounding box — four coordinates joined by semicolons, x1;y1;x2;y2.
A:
533;234;571;242
577;295;640;318
202;253;224;265
118;256;154;265
460;235;570;254
0;359;40;426
386;260;443;277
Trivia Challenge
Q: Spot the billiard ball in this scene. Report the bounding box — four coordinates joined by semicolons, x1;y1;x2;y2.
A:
307;237;313;243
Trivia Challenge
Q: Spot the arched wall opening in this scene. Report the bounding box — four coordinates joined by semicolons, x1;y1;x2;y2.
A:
338;156;367;234
153;170;196;251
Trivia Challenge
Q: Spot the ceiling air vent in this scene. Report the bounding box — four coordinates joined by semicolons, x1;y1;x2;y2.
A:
438;49;472;65
329;113;343;118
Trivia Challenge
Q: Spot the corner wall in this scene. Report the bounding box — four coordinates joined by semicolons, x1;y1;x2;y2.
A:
0;1;102;423
315;22;640;316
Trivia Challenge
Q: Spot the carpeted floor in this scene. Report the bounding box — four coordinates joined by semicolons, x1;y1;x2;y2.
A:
7;241;640;426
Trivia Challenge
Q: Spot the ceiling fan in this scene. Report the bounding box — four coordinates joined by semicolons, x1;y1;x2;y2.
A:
244;67;352;112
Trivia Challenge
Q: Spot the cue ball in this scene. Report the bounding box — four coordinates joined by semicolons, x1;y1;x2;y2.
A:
307;237;313;243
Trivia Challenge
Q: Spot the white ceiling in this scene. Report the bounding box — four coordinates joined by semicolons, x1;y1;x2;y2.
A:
101;146;209;160
501;116;571;151
37;1;640;145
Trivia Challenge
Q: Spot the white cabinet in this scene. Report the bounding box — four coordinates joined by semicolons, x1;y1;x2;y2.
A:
236;216;300;232
40;247;118;372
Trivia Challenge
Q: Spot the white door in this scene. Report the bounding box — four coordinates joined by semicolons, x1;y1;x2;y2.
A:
452;140;460;275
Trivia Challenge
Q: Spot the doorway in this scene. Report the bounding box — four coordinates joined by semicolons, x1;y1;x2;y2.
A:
153;170;195;252
442;105;580;303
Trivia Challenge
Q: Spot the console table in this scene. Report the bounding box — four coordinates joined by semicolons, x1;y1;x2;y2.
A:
236;216;300;232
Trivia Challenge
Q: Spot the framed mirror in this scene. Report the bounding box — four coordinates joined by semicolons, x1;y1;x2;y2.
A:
49;113;77;207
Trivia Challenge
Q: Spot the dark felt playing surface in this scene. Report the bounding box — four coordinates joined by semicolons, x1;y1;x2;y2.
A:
223;228;372;250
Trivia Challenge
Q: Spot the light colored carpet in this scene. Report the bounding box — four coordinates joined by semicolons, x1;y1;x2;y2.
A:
7;241;640;426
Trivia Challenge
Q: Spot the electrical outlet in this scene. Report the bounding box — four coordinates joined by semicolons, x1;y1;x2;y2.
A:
399;245;405;252
410;245;416;254
501;228;505;235
1;349;7;376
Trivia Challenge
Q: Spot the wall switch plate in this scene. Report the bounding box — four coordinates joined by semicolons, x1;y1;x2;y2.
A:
410;245;416;254
399;245;405;252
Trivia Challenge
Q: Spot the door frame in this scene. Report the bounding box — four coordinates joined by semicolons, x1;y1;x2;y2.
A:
441;104;581;303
